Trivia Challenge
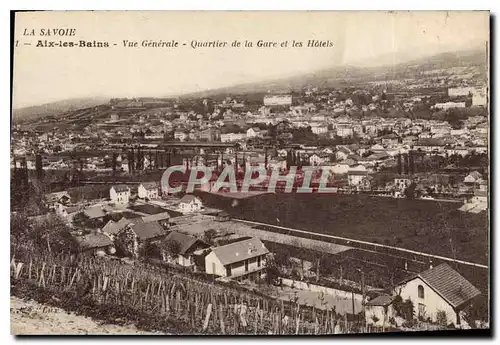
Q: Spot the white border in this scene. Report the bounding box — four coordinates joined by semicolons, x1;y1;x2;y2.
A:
1;1;498;344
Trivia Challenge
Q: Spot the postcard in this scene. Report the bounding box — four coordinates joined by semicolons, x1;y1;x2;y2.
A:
10;11;490;335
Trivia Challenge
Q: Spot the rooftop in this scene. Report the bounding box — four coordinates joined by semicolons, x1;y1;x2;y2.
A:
210;237;269;266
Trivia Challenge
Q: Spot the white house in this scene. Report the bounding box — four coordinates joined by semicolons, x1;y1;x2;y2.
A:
205;237;269;281
246;127;263;138
110;185;131;204
393;263;481;327
163;231;210;269
347;170;369;186
178;195;203;213
329;164;350;175
309;154;323;166
138;182;159;200
221;132;246;142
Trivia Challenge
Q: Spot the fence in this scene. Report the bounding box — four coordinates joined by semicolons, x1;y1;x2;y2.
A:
10;252;362;335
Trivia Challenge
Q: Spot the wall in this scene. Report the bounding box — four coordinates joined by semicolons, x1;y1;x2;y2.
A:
281;278;363;302
205;251;226;276
365;305;396;327
395;277;457;325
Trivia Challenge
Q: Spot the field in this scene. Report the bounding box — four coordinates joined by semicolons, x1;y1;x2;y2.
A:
197;192;489;266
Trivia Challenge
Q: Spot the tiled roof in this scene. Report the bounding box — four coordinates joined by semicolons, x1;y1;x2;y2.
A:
140;182;158;190
112;184;130;193
366;295;395;307
102;218;131;235
211;237;269;266
180;195;200;204
83;206;106;219
75;233;113;250
402;263;481;309
131;221;166;240
142;211;171;223
164;231;209;255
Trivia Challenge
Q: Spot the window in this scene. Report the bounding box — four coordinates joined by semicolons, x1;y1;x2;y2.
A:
245;260;249;272
257;256;261;267
418;285;425;299
226;265;232;277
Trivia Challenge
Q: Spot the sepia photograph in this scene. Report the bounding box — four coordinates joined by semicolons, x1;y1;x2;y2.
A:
10;10;490;335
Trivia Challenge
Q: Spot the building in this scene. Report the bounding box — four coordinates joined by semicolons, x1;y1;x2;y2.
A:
141;211;171;227
44;191;71;210
393;263;481;327
163;231;210;269
101;217;132;240
263;95;292;107
448;87;476;97
115;221;167;259
246;127;263;138
205;237;269;280
220;132;246;142
365;295;397;328
110;185;130;204
394;177;412;191
433;102;466;110
178;195;203;213
138;182;159;200
347;170;369;186
472;93;487;107
74;232;115;255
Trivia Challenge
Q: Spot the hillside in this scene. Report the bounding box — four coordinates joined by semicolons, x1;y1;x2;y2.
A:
182;48;487;98
12;97;109;123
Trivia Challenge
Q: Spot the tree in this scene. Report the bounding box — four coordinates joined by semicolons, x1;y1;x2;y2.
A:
72;211;91;227
203;229;218;245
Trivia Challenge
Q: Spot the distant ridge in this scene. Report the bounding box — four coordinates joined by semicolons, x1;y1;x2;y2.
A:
179;48;487;99
12;97;109;122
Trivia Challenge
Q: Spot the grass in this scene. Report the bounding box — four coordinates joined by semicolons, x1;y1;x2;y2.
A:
197;192;488;266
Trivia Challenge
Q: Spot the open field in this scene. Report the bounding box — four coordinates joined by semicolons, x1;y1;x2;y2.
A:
196;192;488;266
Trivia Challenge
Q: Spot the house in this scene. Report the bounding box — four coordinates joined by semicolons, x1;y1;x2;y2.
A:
178;195;203;213
74;232;115;255
83;206;107;222
464;171;483;185
246;127;263;138
163;231;210;269
174;131;188;142
365;295;396;328
329;164;350;175
101;217;132;239
205;237;269;281
347;170;369;186
394;177;412;191
110;185;130;204
44;191;71;208
138;182;159;200
115;221;167;259
141;211;171;227
309;154;323;166
220;132;246;142
393;263;481;327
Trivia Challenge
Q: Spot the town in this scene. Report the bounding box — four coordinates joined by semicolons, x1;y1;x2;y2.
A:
11;48;489;334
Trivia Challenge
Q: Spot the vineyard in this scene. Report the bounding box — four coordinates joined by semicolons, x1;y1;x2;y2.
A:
10;250;367;335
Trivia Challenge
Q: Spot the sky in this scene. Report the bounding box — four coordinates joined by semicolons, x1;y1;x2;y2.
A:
12;11;489;109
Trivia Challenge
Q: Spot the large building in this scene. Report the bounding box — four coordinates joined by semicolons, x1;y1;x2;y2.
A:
263;95;292;107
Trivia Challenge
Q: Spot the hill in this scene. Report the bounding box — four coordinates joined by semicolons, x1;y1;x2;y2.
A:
12;97;109;123
181;48;487;98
